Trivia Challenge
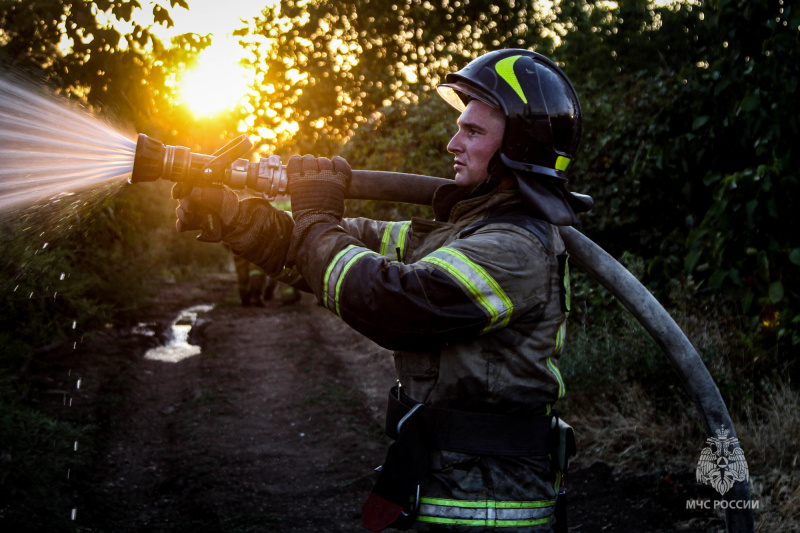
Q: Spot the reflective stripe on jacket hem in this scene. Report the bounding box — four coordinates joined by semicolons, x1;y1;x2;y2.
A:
416;496;556;527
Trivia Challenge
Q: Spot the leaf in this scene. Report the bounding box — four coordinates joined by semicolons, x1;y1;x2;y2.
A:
768;281;784;303
684;249;702;274
703;172;721;186
709;269;728;289
740;93;760;112
153;5;174;28
745;199;758;227
692;115;709;130
742;289;754;313
112;1;135;21
757;251;770;282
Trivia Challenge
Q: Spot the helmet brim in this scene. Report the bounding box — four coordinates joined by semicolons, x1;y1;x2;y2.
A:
437;81;500;112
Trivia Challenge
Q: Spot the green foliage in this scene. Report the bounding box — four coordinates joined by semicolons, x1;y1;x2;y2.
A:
549;0;800;362
551;0;713;254
238;0;559;154
676;0;800;348
0;394;90;532
563;252;686;414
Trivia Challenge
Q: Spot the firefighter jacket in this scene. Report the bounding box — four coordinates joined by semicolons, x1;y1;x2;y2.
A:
292;181;570;531
294;182;569;415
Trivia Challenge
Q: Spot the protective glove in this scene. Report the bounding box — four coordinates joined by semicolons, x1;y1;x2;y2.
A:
286;154;352;265
172;182;295;276
172;182;240;242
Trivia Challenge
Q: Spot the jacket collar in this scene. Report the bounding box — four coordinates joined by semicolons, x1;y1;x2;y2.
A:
432;182;523;224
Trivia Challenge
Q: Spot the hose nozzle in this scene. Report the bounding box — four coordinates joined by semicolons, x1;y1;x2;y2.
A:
130;133;287;198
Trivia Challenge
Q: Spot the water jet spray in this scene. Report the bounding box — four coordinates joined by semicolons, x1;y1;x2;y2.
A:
0;70;135;214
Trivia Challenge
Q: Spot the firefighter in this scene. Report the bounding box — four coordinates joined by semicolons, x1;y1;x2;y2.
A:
229;248;275;307
173;49;590;532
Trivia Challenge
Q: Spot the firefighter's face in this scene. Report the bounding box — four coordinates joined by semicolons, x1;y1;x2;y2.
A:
447;99;505;188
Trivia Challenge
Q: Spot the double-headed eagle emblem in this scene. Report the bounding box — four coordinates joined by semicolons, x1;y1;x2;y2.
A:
696;425;749;495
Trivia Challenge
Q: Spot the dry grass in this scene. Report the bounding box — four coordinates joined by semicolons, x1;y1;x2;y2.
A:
737;380;800;531
564;380;800;531
567;383;702;474
562;285;799;530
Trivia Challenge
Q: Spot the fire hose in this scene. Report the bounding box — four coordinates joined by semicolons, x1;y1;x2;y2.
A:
131;134;755;532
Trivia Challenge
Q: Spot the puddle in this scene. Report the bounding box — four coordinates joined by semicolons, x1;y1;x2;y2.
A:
144;304;214;363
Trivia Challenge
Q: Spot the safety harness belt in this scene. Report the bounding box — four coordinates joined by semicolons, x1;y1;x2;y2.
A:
385;385;555;456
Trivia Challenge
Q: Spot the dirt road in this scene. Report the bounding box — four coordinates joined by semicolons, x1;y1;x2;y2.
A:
38;273;721;532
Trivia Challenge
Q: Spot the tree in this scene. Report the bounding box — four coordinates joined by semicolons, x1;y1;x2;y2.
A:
237;0;560;155
0;0;222;142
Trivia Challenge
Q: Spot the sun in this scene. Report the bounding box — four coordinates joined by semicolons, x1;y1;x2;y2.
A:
178;44;251;117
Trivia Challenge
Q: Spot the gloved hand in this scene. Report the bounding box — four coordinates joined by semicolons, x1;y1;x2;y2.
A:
172;182;240;242
286;155;351;264
173;183;295;275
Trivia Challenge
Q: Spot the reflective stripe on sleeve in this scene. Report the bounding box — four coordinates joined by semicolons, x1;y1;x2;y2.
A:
416;497;556;528
420;247;513;333
379;221;411;261
322;244;375;316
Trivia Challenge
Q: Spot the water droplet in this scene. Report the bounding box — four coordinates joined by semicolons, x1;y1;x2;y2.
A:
60;272;66;280
71;508;77;521
74;441;78;451
76;378;81;390
42;242;48;249
29;292;33;298
53;292;57;300
67;468;70;479
13;285;18;292
72;320;76;329
73;342;77;350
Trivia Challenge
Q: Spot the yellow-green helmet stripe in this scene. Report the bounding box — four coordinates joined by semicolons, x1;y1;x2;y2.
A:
495;55;528;104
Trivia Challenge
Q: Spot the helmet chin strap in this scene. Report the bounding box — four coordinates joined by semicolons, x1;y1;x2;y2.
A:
470;151;512;197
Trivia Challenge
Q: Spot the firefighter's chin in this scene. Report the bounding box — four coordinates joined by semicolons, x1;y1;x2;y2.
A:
453;164;487;188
